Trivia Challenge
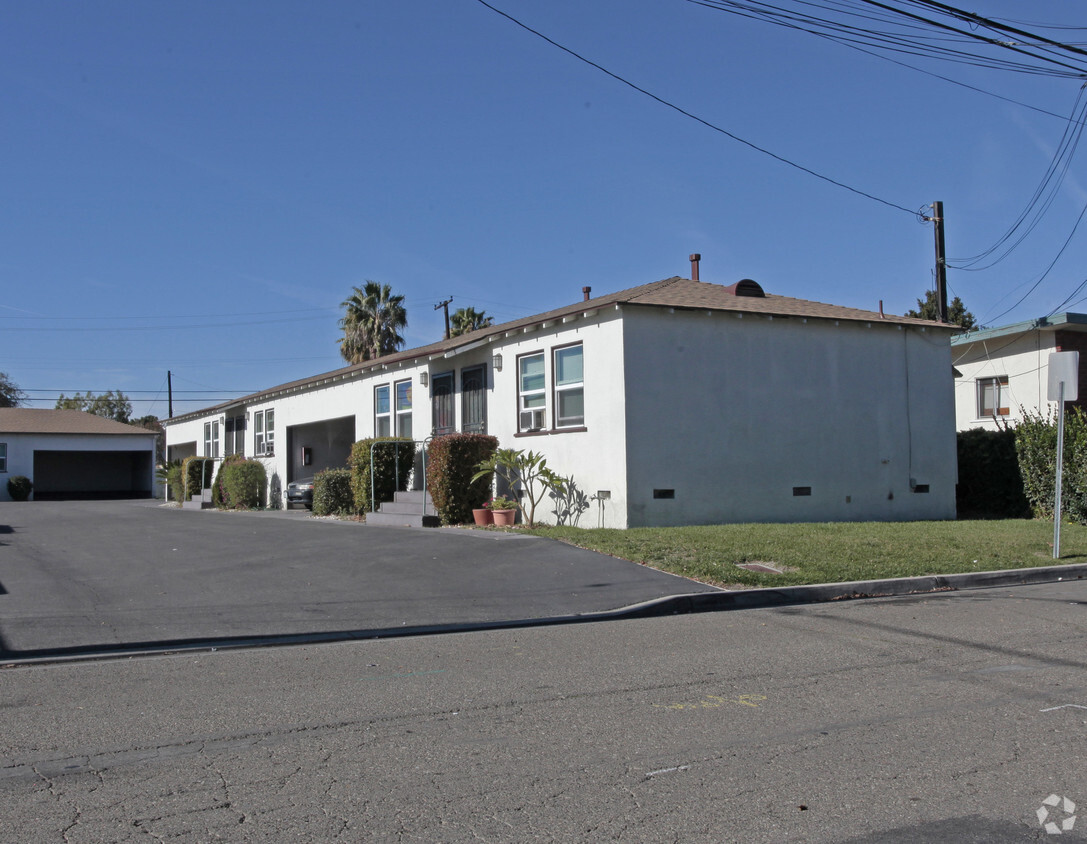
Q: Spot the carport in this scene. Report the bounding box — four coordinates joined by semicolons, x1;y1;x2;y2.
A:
0;408;158;502
286;415;355;483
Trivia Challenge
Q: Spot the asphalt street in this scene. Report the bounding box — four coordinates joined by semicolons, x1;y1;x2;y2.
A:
0;500;718;658
2;578;1086;842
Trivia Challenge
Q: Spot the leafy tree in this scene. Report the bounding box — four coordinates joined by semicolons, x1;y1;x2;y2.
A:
55;390;133;423
906;289;977;331
450;306;494;337
135;414;166;463
339;281;408;364
0;372;26;407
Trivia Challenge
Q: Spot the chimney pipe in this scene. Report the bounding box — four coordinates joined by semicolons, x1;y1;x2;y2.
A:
689;253;701;281
582;286;591;302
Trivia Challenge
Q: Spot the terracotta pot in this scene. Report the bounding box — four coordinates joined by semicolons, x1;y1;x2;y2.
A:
472;508;493;526
491;508;517;527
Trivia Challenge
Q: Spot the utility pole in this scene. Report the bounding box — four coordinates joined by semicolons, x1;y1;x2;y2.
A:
930;200;949;324
167;370;173;419
435;297;453;340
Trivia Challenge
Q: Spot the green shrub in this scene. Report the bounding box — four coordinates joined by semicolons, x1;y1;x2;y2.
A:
7;475;32;501
425;434;499;525
156;459;185;504
219;459;267;509
348;438;416;513
211;454;249;507
182;456;215;501
1015;408;1087;523
956;428;1030;519
313;468;354;516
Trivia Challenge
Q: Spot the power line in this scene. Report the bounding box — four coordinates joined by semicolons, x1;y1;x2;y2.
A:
473;0;918;216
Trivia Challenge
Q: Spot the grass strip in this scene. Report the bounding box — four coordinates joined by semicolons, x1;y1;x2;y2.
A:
525;520;1087;589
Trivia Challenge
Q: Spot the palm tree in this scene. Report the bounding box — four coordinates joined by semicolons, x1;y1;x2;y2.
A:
449;306;494;337
339;281;408;364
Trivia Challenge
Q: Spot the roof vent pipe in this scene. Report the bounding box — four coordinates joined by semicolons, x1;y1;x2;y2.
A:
689;253;701;281
582;286;592;301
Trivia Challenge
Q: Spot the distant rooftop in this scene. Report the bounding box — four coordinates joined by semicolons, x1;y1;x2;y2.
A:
0;408;157;436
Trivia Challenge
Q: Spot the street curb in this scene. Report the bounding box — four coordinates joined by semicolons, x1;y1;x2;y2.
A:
4;563;1085;666
608;562;1087;618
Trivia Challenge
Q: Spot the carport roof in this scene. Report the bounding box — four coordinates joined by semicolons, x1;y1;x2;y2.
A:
0;408;158;436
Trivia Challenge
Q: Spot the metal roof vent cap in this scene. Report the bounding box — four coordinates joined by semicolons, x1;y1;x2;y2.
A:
725;279;765;297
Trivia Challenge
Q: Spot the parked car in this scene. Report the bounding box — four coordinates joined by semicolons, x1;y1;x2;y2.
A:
286;477;315;509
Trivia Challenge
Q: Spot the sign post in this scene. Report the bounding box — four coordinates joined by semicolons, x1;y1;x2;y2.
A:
1048;351;1079;559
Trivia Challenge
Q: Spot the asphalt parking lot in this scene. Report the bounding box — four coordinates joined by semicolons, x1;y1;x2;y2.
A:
0;499;719;659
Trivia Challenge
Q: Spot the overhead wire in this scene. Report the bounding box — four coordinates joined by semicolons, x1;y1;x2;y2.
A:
473;0;919;216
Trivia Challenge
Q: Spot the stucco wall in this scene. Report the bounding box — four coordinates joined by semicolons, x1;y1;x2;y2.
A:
620;307;957;525
952;331;1052;431
483;312;628;528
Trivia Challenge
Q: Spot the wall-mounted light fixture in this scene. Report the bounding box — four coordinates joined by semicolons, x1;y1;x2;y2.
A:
419;371;429;387
493;353;503;372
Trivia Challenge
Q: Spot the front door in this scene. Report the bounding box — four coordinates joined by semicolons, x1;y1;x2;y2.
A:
461;364;486;434
431;372;455;436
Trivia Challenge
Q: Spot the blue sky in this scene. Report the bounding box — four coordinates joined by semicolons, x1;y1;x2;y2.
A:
3;1;1086;418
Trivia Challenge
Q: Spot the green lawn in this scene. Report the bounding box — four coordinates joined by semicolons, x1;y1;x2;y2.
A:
523;520;1087;588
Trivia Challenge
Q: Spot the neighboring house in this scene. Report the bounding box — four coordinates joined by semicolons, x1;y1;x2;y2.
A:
164;268;958;527
0;409;158;501
951;313;1087;431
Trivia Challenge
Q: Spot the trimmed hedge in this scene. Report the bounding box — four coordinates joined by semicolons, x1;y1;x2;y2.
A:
212;454;246;507
1015;408;1087;523
7;475;32;501
219;458;267;509
348;437;416;514
956;428;1030;519
426;433;499;525
313;468;354;516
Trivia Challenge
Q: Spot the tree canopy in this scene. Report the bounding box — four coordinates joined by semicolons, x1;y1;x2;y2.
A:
450;306;494;337
339;281;408;364
56;390;133;423
0;372;25;407
906;290;977;331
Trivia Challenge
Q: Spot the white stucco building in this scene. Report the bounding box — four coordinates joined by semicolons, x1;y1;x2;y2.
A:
0;409;158;501
951;313;1087;431
164;270;959;527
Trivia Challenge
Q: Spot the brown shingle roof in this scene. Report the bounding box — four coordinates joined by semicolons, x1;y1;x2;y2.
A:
0;408;158;436
165;277;953;424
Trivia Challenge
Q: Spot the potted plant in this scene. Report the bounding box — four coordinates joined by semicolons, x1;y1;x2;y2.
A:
472;501;494;526
488;495;519;526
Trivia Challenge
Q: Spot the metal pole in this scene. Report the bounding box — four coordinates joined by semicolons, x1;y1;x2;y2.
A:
168;370;173;419
1054;381;1065;559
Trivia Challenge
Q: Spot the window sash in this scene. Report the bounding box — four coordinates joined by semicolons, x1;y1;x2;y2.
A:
554;345;584;427
518;353;546;424
375;385;391;437
0;442;6;473
395;379;412;439
978;377;1009;417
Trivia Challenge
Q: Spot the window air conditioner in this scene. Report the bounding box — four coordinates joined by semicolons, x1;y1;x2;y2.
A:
519;409;545;431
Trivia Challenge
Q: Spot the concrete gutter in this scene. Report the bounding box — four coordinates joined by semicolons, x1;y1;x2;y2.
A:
5;562;1085;667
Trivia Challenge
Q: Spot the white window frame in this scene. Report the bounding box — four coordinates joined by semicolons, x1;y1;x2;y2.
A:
518;351;546;432
395;379;413;439
553;343;584;428
375;384;392;437
977;376;1009;417
203;420;220;458
254;409;275;455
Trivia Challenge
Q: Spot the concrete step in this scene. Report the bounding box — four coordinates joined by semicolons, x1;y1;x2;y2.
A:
365;510;441;528
366;490;438;528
